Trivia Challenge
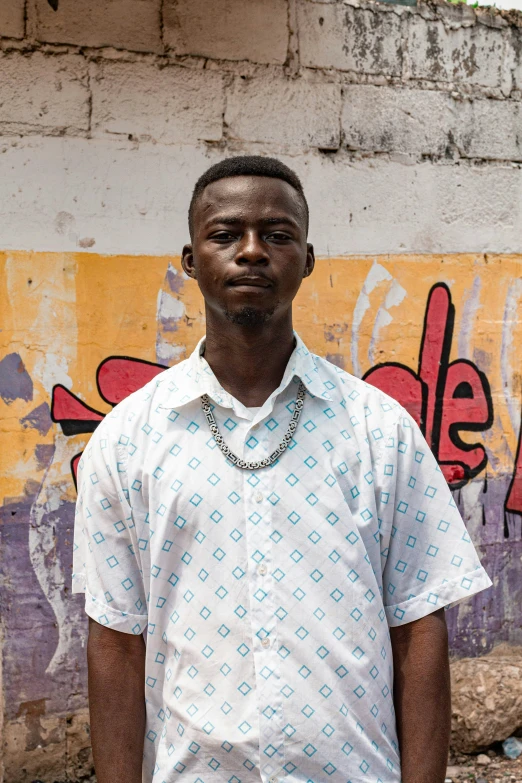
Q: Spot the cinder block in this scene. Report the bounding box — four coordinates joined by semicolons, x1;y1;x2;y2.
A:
506;27;522;93
29;0;163;53
91;61;225;144
0;0;25;39
0;52;89;133
298;0;402;76
342;85;452;156
343;84;522;162
436;160;519;235
163;0;288;64
225;75;341;149
408;16;503;88
455;99;522;161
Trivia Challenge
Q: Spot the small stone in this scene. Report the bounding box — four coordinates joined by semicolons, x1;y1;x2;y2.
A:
477;754;491;765
446;766;465;779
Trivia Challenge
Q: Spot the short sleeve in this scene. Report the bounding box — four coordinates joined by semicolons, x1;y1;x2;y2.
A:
73;416;148;635
376;410;492;627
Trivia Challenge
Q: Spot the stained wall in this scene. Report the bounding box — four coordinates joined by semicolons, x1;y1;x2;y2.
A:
2;0;522;779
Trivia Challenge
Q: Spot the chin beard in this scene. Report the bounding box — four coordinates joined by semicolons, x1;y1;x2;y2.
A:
224;306;275;327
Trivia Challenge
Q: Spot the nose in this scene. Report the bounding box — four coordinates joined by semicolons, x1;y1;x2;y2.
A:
235;230;269;265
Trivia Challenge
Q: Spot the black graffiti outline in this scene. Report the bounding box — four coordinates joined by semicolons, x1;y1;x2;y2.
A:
363;283;494;491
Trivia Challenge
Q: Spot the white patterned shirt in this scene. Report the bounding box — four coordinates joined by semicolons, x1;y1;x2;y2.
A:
73;334;491;783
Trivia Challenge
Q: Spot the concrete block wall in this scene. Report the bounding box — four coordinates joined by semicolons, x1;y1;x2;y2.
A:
0;0;521;253
1;0;522;160
2;0;522;780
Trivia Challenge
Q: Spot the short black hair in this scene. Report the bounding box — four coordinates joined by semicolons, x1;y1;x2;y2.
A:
188;155;309;237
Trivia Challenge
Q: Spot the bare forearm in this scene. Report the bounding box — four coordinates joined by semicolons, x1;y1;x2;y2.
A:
87;618;146;783
390;609;451;783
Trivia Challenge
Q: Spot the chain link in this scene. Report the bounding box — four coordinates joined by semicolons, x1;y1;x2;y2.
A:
201;382;306;470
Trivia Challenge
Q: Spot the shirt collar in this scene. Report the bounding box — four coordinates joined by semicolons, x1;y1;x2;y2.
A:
159;332;334;410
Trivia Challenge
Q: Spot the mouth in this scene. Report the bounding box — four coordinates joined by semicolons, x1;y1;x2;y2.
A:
227;276;273;289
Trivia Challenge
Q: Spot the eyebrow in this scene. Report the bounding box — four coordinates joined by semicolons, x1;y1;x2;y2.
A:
206;215;298;227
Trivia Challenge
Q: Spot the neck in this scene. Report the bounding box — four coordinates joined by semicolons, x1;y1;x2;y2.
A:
203;309;296;407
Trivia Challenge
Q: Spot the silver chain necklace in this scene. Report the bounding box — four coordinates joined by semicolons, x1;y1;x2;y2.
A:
201;382;306;470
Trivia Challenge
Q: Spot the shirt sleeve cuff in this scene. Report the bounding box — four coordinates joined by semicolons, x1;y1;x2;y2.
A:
385;565;492;627
83;588;148;635
72;571;86;594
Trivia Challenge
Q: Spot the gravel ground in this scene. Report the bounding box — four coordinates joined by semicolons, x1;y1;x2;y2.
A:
447;749;522;782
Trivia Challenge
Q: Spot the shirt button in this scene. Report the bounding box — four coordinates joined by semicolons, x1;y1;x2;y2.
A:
254;492;263;503
258;563;267;576
269;777;277;783
261;637;270;648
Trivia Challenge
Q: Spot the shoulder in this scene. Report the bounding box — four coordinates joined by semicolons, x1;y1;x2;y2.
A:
91;358;191;443
313;353;404;426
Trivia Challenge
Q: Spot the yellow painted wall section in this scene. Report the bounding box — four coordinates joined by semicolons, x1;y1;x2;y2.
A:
1;252;519;498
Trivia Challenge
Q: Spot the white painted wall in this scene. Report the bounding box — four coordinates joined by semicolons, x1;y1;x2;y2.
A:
1;137;521;257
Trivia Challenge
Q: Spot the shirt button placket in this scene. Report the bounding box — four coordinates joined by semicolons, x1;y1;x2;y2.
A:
244;458;284;781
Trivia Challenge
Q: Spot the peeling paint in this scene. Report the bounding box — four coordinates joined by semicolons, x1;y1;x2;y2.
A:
0;353;33;404
20;402;53;436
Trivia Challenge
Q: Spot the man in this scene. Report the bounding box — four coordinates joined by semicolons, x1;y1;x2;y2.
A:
74;156;491;783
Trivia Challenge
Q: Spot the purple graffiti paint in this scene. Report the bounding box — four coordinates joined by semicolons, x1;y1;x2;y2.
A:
0;353;33;404
166;265;185;294
35;444;56;471
159;317;179;333
0;497;88;721
20;402;53;435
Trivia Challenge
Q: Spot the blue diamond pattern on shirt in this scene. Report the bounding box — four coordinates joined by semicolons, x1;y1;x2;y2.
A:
73;331;491;783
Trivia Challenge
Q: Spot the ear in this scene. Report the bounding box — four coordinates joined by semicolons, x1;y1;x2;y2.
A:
181;244;196;279
303;243;315;278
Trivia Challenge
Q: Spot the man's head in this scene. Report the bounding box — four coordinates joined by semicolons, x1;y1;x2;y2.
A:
182;155;314;329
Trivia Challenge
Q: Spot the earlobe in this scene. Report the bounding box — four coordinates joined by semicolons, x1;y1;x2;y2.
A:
181;244;197;279
304;243;315;279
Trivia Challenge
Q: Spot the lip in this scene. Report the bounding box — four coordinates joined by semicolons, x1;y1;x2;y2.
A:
227;277;273;288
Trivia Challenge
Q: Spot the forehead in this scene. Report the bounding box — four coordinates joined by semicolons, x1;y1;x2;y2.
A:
194;175;306;227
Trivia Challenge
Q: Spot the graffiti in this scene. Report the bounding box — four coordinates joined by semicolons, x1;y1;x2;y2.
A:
505;417;522;517
50;281;496;506
364;284;494;490
4;250;522;700
51;356;166;485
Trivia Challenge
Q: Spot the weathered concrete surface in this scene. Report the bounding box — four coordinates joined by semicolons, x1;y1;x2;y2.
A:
407;14;504;87
1;138;522;257
342;85;522;161
3;0;522;780
29;0;163;53
0;0;25;39
342;85;453;156
91;61;225;144
297;1;403;75
451;645;522;752
163;0;289;64
0;52;89;135
225;75;342;149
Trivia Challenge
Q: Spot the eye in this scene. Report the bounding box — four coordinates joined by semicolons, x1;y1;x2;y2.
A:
267;231;292;242
210;231;236;242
